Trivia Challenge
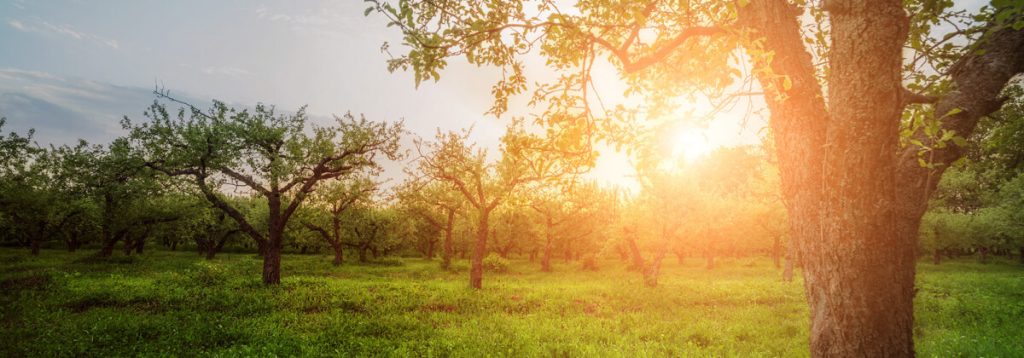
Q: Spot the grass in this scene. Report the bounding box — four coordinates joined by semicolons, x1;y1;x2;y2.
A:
0;248;1021;357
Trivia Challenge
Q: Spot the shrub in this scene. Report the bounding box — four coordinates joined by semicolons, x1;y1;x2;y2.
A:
483;254;509;273
191;262;228;287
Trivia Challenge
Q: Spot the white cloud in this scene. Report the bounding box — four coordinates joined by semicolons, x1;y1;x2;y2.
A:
6;18;120;49
8;19;27;31
201;66;252;77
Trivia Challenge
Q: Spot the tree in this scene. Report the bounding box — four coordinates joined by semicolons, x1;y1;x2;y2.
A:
396;179;464;268
128;92;403;284
413;123;583;288
526;183;600;272
343;205;405;262
299;176;377;265
370;1;1024;354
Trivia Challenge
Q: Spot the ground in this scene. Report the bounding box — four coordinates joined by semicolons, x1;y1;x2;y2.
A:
1;248;1021;357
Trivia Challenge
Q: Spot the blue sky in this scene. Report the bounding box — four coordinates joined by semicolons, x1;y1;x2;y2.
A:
1;0;509;145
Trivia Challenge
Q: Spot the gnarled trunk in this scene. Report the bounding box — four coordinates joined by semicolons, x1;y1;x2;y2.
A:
468;209;490;289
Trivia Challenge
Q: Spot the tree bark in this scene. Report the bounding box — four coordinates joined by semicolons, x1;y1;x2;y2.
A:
469;209;490;289
541;218;553;272
643;250;666;288
772;236;782;268
262;194;284;285
331;244;343;266
358;246;369;262
29;238;40;256
262;241;282;284
624;228;645;271
441;208;455;269
66;232;80;252
932;249;942;265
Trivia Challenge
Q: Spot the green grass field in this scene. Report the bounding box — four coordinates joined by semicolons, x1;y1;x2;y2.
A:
1;249;1021;357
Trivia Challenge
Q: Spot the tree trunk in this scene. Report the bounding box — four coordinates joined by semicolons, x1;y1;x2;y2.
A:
932;249;941;265
675;249;685;265
426;239;436;260
99;240;116;257
123;237;134;256
171;241;177;251
135;237;145;254
66;232;80;252
541;219;553;272
441;209;455;269
624;228;645;271
358;248;368;262
469;209;490;289
772;236;781;268
705;251;715;270
979;246;989;264
643;250;667;288
331;244;343;266
29;238;40;256
262;241;281;284
1019;246;1023;265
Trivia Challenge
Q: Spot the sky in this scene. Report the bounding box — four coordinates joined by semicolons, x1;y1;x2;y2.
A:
0;0;811;189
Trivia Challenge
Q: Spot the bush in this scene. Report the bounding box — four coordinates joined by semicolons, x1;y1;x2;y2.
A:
483;254;509;273
191;262;228;287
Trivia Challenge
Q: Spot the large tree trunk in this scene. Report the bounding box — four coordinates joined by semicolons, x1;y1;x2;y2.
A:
262;195;284;285
468;209;490;289
737;0;1024;354
803;0;915;355
262;241;282;284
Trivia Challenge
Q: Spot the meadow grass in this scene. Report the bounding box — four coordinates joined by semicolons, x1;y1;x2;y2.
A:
1;248;1021;357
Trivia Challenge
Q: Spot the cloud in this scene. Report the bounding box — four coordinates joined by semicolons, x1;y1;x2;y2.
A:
7;18;120;49
0;68;207;146
201;66;252;77
253;2;361;39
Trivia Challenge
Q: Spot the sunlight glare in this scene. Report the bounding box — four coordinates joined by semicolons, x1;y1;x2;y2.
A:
671;129;712;163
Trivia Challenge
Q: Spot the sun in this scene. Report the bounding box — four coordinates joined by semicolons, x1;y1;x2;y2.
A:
671;128;712;163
